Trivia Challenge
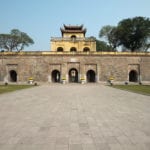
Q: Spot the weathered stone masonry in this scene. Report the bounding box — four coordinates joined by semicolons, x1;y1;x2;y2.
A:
0;52;150;83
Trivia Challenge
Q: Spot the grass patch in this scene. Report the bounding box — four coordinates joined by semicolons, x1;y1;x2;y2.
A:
112;85;150;95
0;84;35;94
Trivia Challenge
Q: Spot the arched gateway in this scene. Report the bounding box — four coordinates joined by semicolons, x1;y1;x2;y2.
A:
129;70;138;82
51;70;60;83
69;68;78;83
86;70;96;82
9;70;17;82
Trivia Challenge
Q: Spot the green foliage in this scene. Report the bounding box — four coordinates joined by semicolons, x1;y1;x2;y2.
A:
99;25;118;50
99;16;150;52
117;17;150;52
99;25;114;40
0;29;34;52
96;39;115;51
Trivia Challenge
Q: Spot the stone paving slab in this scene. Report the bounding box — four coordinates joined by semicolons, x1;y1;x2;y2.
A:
0;84;150;150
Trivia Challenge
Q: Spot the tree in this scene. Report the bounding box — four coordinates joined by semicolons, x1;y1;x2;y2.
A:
0;29;34;52
89;36;114;51
116;16;150;52
99;25;118;50
96;39;115;52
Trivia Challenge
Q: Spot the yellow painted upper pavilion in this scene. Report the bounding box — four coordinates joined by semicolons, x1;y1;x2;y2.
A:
50;24;96;52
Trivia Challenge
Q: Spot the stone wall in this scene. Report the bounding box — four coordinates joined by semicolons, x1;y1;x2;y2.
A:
0;52;150;83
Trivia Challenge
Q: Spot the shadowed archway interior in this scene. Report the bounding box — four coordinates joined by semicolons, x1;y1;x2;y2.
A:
86;70;96;82
69;68;78;83
51;70;60;82
9;70;17;82
129;70;138;82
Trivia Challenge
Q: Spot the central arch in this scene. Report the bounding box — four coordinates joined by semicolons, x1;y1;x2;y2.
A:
129;70;138;82
51;70;60;83
71;35;76;40
70;47;77;52
86;70;96;82
9;70;17;82
69;68;78;83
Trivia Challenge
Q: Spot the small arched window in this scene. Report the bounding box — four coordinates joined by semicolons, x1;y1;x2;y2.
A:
71;35;76;40
70;47;77;52
57;47;63;52
83;47;90;52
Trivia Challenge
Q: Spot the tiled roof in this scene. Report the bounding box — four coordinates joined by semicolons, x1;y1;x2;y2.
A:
60;24;87;35
60;28;86;33
63;24;83;30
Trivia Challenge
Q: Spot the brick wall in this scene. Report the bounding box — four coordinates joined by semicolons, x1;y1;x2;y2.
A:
0;52;149;83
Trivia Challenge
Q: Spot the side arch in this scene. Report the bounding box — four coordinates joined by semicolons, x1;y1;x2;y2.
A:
51;70;61;83
129;70;138;82
9;70;17;82
86;70;96;82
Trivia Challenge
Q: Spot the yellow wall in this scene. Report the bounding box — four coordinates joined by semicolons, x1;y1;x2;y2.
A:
51;40;96;52
63;33;84;38
51;31;96;52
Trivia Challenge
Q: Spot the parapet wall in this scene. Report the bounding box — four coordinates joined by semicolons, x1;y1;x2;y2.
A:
0;51;150;56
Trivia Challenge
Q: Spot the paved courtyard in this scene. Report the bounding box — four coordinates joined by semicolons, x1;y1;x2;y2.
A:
0;84;150;150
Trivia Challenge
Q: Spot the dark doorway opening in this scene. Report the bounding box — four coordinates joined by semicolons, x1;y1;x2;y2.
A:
86;70;96;82
129;70;138;82
52;70;60;83
69;68;78;83
10;70;17;82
